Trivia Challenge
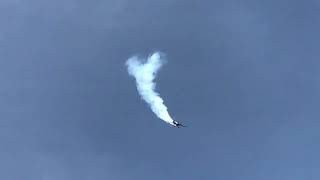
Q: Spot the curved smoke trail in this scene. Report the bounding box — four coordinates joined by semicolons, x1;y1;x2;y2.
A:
126;52;174;125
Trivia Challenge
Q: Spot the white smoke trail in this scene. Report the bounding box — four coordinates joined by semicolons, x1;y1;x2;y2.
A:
126;52;174;125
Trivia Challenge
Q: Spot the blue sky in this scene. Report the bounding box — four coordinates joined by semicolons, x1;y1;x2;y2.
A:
0;0;319;179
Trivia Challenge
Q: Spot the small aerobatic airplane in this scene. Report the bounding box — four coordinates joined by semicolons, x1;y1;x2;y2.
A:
171;120;187;128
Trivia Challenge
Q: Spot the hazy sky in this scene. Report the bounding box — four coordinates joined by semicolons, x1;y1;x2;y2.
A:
1;0;319;179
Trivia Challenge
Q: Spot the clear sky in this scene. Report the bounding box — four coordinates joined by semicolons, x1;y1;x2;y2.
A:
1;0;319;179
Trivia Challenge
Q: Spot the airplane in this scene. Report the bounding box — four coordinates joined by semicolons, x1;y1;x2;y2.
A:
171;120;187;128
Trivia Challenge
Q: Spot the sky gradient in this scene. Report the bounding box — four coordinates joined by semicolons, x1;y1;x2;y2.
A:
1;0;320;179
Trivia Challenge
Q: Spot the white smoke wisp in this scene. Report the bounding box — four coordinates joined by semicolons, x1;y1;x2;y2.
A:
126;52;174;125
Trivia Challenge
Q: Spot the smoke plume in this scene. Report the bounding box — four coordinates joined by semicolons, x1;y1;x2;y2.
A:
126;52;174;125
